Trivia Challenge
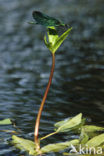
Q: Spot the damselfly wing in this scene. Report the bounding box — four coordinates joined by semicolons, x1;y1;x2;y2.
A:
32;11;65;27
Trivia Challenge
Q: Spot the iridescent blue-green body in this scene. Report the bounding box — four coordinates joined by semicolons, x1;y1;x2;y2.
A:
32;11;65;27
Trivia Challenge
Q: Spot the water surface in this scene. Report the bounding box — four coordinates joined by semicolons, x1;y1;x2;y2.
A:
0;0;104;155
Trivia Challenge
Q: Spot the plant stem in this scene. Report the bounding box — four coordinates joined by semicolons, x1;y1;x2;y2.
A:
34;52;55;150
40;131;58;141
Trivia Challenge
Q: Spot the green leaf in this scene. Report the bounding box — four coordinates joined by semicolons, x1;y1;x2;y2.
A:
83;125;104;133
54;113;82;133
44;27;72;53
52;27;72;53
63;153;69;155
41;139;79;153
44;35;51;49
44;27;59;52
11;135;37;155
11;136;79;155
102;145;104;149
0;118;12;125
47;27;59;46
80;128;89;144
63;153;101;156
86;133;104;147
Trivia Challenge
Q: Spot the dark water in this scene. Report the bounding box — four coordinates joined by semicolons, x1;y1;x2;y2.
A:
0;0;104;155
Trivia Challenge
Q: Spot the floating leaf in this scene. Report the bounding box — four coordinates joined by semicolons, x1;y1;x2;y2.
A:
86;133;104;147
12;135;37;155
54;113;82;132
55;118;70;128
11;135;79;155
0;118;12;125
83;125;104;133
41;139;79;153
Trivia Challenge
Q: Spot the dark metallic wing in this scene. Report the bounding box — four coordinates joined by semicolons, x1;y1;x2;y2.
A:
32;11;65;27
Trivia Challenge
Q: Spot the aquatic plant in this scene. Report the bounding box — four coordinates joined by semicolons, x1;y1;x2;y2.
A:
1;11;104;156
32;11;72;151
11;113;104;155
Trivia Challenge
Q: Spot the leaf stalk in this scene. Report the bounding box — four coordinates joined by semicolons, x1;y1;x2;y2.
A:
34;52;55;150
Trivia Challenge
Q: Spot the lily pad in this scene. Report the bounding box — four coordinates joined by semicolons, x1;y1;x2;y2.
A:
0;118;12;125
54;113;82;132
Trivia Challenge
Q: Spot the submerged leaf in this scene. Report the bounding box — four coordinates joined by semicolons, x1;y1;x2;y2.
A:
0;118;12;125
41;139;79;153
54;113;82;132
12;135;37;155
86;133;104;147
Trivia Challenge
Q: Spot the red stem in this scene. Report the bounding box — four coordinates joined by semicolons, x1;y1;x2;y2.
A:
34;53;55;150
